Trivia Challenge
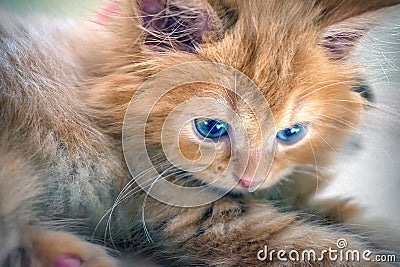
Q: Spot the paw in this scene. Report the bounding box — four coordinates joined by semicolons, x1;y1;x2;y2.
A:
30;229;117;267
54;257;81;267
305;197;364;222
53;255;116;267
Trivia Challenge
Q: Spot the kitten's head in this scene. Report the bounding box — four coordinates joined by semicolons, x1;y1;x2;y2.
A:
91;0;399;195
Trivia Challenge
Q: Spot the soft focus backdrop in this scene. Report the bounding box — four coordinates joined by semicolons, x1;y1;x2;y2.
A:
324;7;400;229
0;0;101;17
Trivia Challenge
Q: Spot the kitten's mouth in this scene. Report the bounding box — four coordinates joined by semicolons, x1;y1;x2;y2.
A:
180;170;268;194
184;173;264;194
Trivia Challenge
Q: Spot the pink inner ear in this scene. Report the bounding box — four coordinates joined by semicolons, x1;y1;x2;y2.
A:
140;0;166;15
94;3;118;24
54;256;82;267
322;31;362;60
137;0;212;53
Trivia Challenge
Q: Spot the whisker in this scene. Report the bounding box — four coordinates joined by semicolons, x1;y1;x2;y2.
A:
299;80;353;101
141;166;176;243
93;160;170;244
311;99;400;122
307;140;319;198
316;116;395;163
313;129;337;154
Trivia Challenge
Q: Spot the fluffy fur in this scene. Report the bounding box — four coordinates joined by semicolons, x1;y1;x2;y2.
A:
0;0;399;266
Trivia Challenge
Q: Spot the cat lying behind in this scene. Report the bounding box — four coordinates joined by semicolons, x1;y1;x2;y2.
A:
0;0;399;266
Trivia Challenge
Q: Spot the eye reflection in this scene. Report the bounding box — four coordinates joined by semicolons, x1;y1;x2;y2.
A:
276;124;308;145
194;118;229;140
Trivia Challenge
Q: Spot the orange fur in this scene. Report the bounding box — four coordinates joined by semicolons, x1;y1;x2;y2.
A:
1;0;399;266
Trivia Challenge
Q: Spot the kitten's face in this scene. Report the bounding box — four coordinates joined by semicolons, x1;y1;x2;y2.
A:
145;58;363;193
100;0;395;194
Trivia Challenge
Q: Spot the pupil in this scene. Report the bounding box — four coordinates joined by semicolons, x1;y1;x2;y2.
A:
284;125;300;136
206;120;222;134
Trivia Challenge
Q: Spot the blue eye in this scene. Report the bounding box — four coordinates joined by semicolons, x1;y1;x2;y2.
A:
276;124;308;145
194;118;229;139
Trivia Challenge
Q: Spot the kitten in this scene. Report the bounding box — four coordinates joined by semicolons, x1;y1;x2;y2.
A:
0;12;124;266
1;0;399;266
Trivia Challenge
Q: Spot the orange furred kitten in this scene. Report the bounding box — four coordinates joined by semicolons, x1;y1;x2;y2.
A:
0;0;399;266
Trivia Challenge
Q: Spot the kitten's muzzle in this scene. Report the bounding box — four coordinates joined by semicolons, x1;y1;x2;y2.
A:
233;148;268;190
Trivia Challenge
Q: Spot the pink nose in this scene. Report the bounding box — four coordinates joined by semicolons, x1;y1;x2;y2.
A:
235;149;264;188
238;176;263;188
55;256;82;267
239;178;252;188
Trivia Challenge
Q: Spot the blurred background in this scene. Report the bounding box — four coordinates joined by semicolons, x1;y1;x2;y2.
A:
1;0;399;241
324;7;400;232
0;0;102;17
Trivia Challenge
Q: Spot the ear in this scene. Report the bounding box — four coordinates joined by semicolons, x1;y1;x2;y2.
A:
135;0;220;53
318;1;400;60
